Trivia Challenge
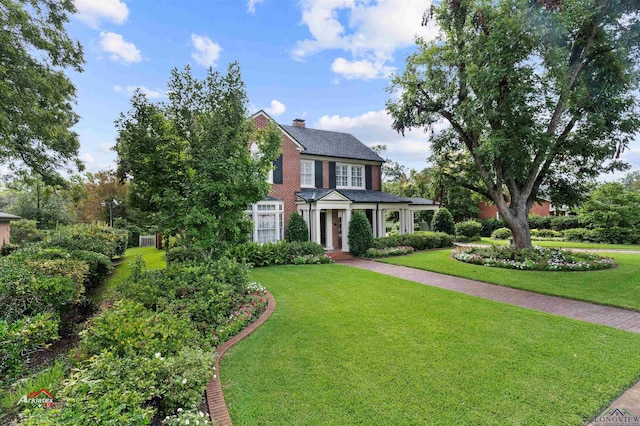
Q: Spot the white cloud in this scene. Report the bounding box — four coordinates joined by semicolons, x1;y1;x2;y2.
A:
191;34;222;68
97;142;114;154
100;32;141;64
74;0;128;28
247;0;264;14
293;0;439;80
264;100;286;116
80;152;95;165
331;57;394;80
113;85;123;93
316;109;444;170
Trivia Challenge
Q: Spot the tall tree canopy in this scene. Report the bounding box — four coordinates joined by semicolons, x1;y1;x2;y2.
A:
115;63;281;255
1;0;85;183
387;0;640;247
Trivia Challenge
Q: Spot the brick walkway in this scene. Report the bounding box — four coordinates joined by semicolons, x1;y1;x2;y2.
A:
339;259;640;333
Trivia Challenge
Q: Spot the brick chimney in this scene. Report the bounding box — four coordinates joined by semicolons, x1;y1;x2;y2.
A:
292;118;306;128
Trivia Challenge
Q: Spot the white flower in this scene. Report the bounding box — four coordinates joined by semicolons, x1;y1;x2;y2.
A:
185;420;190;425
182;378;187;384
199;411;205;417
213;374;217;379
177;408;183;413
155;352;161;358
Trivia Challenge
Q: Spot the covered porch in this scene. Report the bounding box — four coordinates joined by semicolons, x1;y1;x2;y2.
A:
296;190;439;252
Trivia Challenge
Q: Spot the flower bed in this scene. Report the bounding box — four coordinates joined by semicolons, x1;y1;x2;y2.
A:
453;246;615;271
211;282;269;344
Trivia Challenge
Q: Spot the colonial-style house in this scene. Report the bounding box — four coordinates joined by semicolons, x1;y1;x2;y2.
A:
248;111;438;252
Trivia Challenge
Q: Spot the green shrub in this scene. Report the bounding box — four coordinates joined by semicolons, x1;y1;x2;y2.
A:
285;212;309;242
113;217;144;248
479;218;504;237
364;246;415;258
73;299;199;360
0;313;60;382
528;215;552;230
43;224;128;258
431;208;455;235
562;227;591;242
563;227;640;244
291;254;334;264
165;246;207;264
491;227;513;240
550;215;583;231
228;241;325;267
455;220;482;239
348;210;374;256
10;219;43;245
373;232;454;251
0;257;81;323
532;229;562;239
1;243;19;256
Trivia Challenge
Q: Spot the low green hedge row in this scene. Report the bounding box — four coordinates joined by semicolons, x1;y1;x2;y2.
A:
42;224;128;259
373;232;454;251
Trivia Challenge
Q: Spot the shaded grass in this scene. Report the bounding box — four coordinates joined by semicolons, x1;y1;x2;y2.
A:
381;249;640;311
90;247;166;303
477;237;640;250
222;265;640;425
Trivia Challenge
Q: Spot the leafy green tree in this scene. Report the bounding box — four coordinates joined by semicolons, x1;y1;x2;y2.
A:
387;0;640;247
579;183;640;228
431;207;455;235
285;212;309;242
115;63;281;256
370;144;408;183
1;0;85;183
348;211;374;256
620;171;640;192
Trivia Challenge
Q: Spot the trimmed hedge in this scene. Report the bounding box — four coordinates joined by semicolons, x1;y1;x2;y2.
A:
285;212;309;242
364;246;415;258
43;224;128;258
373;232;454;251
562;227;640;244
455;220;482;242
431;208;455;235
227;241;326;267
491;227;513;240
348;211;374;256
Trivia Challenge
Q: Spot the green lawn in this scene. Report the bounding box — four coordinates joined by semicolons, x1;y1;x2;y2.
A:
90;247;167;302
476;237;640;250
381;249;640;311
222;265;640;425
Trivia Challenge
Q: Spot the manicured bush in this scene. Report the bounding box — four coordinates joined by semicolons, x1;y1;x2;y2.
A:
364;246;415;258
0;313;60;382
561;227;640;244
431;207;455;235
453;245;615;271
479;218;504;237
285;212;309;242
550;215;583;231
455;220;482;242
528;215;552;230
373;232;454;251
43;224;128;258
532;229;562;239
562;227;591;242
348;210;374;256
9;219;43;245
228;241;325;267
491;227;513;240
291;254;334;264
165;246;207;264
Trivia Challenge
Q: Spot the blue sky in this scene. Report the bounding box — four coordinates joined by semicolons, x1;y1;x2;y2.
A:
68;0;639;178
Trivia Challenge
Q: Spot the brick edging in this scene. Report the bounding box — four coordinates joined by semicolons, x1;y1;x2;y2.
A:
206;291;276;426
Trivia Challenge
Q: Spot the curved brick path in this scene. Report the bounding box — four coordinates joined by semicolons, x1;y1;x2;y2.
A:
339;259;640;333
206;291;276;426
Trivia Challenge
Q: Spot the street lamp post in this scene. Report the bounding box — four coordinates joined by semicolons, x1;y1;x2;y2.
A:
101;199;120;227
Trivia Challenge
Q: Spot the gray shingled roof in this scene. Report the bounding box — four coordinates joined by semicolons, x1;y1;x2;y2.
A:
401;197;437;205
263;195;283;202
281;125;384;162
297;189;416;204
0;212;21;221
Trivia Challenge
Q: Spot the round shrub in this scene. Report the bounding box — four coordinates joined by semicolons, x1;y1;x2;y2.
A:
348;210;374;256
491;227;513;240
533;229;562;239
431;207;455;235
285;212;309;242
455;220;482;238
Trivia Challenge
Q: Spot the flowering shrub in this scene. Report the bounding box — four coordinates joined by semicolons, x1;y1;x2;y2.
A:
453;246;615;271
364;246;415;258
164;408;212;426
211;282;269;344
291;254;334;264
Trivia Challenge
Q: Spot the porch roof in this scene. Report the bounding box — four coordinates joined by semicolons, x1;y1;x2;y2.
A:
296;189;435;205
0;211;21;221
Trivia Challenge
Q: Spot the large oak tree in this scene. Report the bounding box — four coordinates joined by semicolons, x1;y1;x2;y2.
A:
1;0;84;183
387;0;640;247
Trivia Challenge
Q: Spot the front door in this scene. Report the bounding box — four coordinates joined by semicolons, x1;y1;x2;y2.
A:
320;212;326;247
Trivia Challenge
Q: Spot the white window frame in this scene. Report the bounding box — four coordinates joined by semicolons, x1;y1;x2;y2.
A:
300;160;315;188
250;142;273;184
336;163;365;189
246;201;284;243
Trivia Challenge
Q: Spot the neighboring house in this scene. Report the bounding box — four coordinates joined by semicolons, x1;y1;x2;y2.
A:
0;212;21;247
478;200;554;220
249;111;438;252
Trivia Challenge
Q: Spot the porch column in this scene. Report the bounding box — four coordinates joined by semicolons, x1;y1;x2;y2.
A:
312;208;321;245
409;210;415;234
342;208;351;252
379;209;386;237
325;209;333;250
399;209;406;234
372;208;378;238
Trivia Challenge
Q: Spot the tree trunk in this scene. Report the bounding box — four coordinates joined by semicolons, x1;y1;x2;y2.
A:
494;193;532;248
